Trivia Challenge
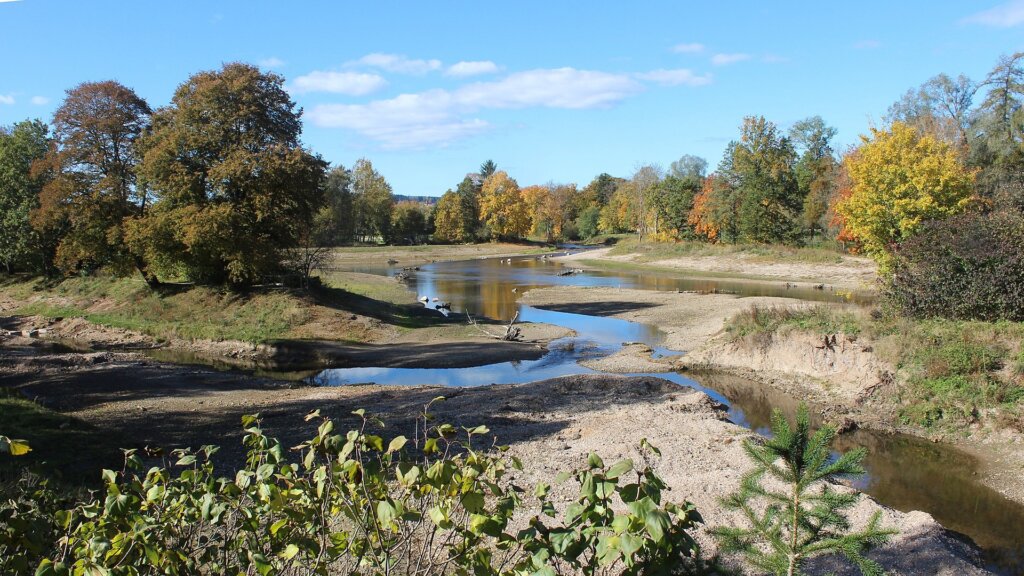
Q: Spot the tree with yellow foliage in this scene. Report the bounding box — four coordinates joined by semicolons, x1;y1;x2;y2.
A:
838;122;974;270
479;171;530;239
432;190;469;242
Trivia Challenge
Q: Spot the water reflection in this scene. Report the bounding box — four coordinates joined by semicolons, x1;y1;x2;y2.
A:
348;253;872;323
335;253;1019;571
696;371;1024;572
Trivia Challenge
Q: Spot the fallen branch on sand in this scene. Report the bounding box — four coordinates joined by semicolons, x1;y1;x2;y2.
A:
467;311;523;341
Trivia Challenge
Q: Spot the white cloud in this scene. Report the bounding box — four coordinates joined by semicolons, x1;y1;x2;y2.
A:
0;94;14;105
456;68;643;109
289;71;387;95
259;57;286;68
962;0;1024;27
672;43;705;54
308;90;489;150
351;53;442;75
711;53;751;66
445;60;500;77
634;69;712;87
308;67;645;148
30;96;49;105
853;39;882;50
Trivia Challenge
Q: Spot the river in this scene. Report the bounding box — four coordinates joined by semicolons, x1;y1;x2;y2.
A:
322;252;1023;573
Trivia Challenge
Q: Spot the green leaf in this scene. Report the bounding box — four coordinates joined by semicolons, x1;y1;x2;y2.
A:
606;459;634;479
377;500;397;527
534;482;550;498
461;491;485;513
270;518;288;536
387;436;407;454
281;543;300;560
588;452;604;469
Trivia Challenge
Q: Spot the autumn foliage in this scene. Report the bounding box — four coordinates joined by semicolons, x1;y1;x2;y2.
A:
837;122;975;269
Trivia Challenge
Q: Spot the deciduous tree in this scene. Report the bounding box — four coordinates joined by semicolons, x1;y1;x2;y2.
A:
390;201;428;245
129;63;325;285
0;120;50;273
351;158;394;243
479;171;529;239
432;190;470;242
33;81;152;278
838;122;974;270
725;117;801;244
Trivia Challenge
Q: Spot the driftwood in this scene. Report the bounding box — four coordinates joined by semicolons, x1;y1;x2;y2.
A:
467;311;522;341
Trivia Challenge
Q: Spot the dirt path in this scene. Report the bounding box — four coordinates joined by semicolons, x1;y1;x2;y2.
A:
558;247;877;290
0;345;991;575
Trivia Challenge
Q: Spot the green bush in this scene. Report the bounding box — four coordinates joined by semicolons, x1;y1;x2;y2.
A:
4;403;709;575
884;211;1024;321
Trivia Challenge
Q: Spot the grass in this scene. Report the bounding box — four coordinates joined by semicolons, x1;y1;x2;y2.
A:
725;304;1024;433
0;268;450;344
7;276;311;343
607;237;852;265
725;304;864;340
0;388;117;484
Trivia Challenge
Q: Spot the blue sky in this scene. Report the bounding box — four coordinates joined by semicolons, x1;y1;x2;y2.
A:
2;1;1023;196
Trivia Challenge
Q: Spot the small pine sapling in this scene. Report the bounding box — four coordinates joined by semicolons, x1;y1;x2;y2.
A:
712;404;896;576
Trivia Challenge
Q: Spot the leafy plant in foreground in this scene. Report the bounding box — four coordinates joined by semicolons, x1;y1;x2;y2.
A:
711;405;895;576
3;400;706;575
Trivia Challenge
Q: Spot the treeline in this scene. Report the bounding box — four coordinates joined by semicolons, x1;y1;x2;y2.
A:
2;53;1022;298
0;63;426;286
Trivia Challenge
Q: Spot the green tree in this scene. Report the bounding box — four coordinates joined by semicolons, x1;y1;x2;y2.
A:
970;53;1024;211
351;158;394;243
479;158;497;180
317;165;354;245
390;201;428;245
33;81;152;278
713;405;895;576
0;120;50;273
455;176;481;241
652;174;702;240
575;205;601;239
722;117;801;244
581;172;623;206
130;63;326;285
790;117;838;239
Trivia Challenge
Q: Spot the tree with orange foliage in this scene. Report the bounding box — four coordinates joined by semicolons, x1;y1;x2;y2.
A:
32;81;152;279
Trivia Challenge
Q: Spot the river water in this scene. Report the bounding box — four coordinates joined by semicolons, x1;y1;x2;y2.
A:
322;252;1022;573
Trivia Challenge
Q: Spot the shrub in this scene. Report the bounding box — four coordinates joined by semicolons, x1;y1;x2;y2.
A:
5;404;709;575
883;211;1024;321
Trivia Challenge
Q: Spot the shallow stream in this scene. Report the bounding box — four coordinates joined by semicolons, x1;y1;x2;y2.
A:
325;252;1024;573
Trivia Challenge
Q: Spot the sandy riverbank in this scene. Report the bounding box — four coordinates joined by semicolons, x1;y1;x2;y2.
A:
521;284;1024;509
0;345;990;575
557;247;877;290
